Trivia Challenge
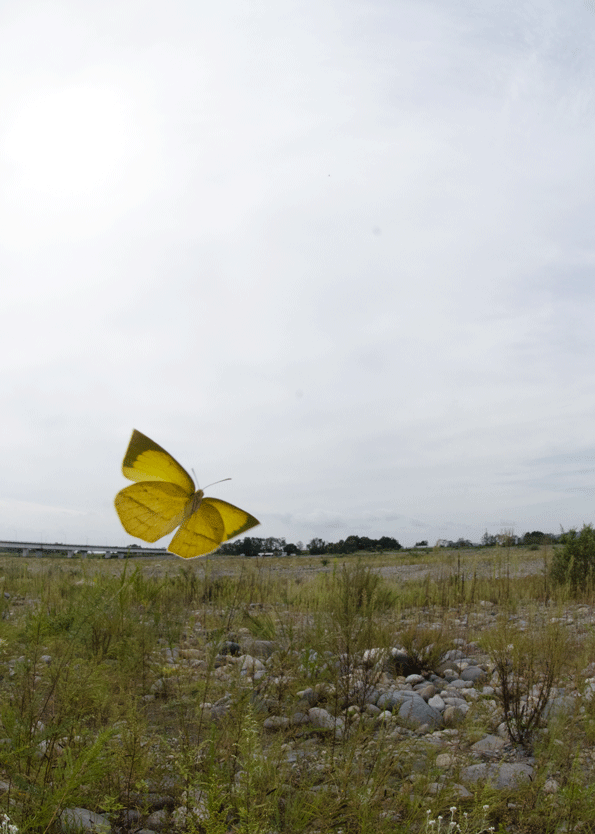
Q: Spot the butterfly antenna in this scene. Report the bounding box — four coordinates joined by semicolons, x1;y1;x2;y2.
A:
203;478;232;490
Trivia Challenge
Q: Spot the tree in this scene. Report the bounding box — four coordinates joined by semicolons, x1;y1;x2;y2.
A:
378;536;401;551
238;537;263;558
307;538;327;555
521;531;548;546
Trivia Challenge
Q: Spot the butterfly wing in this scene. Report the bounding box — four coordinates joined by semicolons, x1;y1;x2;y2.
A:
169;497;260;559
115;482;191;543
122;429;195;494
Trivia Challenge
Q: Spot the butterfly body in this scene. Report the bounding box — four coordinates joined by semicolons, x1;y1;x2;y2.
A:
115;430;259;558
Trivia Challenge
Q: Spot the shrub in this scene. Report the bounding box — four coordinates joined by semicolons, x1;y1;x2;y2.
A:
482;617;571;746
550;524;595;590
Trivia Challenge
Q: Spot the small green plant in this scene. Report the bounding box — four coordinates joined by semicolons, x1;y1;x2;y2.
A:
398;623;452;674
0;815;18;834
424;804;494;833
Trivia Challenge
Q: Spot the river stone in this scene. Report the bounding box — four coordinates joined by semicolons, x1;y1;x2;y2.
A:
428;694;445;711
418;684;437;701
296;687;318;707
398;696;442;728
449;679;472;689
471;734;506;754
462;762;533;789
443;706;466;727
461;665;486;683
240;655;265;675
60;808;110;834
405;674;425;685
144;810;168;831
250;640;277;658
308;708;336;730
543;695;577;720
264;716;290;730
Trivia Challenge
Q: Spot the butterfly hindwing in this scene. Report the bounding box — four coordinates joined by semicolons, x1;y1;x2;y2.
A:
115;482;190;542
168;497;260;559
122;429;195;494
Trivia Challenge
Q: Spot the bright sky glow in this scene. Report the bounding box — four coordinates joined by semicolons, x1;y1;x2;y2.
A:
1;0;595;549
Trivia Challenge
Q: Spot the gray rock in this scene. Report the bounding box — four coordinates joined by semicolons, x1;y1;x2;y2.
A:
60;808;110;834
144;810;168;831
405;674;425;685
250;640;277;658
462;762;533;789
451;784;473;798
442;649;466;662
428;694;445;711
418;684;437;701
543;695;577;721
398;696;442;728
461;666;486;683
443;706;466;727
443;696;469;711
239;655;265;675
263;716;290;731
376;691;397;710
296;688;318;707
471;734;506;754
308;708;336;730
119;810;141;828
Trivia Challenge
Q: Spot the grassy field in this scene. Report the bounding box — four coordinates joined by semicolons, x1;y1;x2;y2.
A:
0;545;594;834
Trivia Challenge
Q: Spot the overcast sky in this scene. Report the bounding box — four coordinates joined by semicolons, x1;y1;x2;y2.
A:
1;0;595;551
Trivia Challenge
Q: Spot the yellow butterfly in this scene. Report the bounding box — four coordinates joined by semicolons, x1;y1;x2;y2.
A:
114;429;260;559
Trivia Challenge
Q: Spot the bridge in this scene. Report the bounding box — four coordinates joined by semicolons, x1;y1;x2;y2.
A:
0;540;170;559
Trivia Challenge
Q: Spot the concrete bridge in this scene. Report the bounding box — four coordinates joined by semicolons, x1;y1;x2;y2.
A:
0;540;170;559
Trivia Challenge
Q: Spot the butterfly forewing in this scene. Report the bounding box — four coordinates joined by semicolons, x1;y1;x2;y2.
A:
115;482;190;542
122;430;195;494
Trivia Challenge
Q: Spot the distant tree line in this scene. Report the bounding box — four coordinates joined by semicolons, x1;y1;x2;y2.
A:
306;535;402;555
218;537;300;557
479;531;560;547
218;534;402;556
217;530;564;558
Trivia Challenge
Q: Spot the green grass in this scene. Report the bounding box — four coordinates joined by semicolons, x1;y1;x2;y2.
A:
0;546;594;833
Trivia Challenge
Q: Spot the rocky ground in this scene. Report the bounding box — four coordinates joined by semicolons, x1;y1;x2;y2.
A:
52;600;595;834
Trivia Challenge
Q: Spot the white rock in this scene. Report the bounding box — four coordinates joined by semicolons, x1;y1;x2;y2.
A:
428;694;446;711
